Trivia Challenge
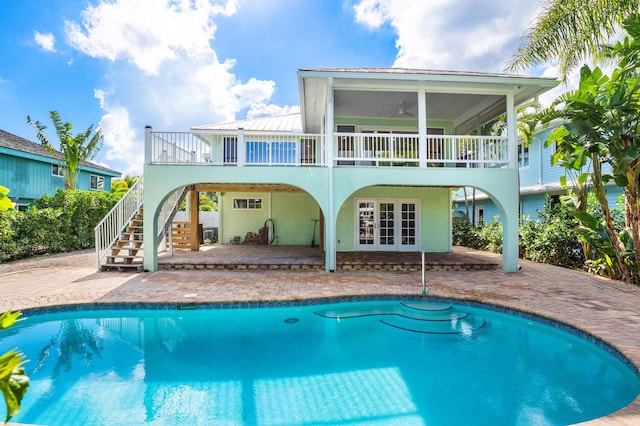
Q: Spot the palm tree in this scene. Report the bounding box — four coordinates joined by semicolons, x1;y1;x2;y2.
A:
506;0;640;78
27;111;104;190
533;13;640;283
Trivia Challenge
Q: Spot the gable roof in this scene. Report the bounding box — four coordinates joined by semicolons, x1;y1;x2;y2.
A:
0;129;120;175
191;112;302;133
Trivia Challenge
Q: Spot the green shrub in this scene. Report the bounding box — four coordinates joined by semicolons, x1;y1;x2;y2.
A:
452;217;476;247
455;197;583;269
35;190;119;249
0;210;18;262
0;190;118;262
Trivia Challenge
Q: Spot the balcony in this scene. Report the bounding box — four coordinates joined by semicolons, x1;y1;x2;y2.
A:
146;130;509;169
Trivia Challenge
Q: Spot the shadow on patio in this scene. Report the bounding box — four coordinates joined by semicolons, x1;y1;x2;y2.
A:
157;244;500;271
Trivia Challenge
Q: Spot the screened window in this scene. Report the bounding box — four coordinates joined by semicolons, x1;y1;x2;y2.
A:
51;163;63;177
90;175;105;191
233;198;262;210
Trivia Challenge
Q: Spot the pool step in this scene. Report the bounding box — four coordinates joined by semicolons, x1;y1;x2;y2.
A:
315;302;487;335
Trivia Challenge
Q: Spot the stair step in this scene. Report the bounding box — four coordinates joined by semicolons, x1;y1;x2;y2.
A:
100;263;144;272
111;247;143;253
107;255;144;261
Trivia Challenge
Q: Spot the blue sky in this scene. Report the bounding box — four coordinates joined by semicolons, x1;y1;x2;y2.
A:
0;0;566;176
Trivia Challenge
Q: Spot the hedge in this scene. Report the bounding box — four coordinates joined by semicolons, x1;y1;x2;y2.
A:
0;190;119;262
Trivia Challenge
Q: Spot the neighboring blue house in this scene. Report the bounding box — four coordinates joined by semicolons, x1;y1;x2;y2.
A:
0;129;121;210
454;122;624;224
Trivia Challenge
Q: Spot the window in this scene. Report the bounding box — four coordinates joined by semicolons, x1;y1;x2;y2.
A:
51;163;63;177
518;143;530;168
224;136;238;164
475;206;484;226
233;198;262;210
90;175;105;191
246;141;297;164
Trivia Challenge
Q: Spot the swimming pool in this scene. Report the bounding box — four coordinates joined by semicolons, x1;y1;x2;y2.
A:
2;300;639;425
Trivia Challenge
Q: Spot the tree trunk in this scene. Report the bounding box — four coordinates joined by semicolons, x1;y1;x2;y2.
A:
592;158;631;282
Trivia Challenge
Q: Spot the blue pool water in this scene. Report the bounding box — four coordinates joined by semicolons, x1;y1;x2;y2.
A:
2;300;639;425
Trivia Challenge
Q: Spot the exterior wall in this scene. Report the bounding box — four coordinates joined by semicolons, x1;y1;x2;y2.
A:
0;151;117;205
219;192;319;245
0;153;117;204
271;192;320;245
335;186;451;252
0;152;62;203
334;117;455;133
519;127;566;188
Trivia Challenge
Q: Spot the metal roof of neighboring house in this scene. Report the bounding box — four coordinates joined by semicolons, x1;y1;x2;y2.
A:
191;112;302;133
0;129;121;175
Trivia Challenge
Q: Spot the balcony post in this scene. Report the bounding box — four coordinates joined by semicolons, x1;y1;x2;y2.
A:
326;77;336;271
418;89;427;168
237;129;245;167
144;125;152;164
506;93;517;169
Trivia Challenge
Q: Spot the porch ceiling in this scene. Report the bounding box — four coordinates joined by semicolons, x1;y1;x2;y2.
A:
333;90;504;126
298;68;558;134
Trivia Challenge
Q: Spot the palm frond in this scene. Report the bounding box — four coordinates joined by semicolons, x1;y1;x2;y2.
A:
506;0;640;78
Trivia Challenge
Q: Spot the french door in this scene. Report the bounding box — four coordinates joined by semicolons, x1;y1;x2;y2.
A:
356;199;418;251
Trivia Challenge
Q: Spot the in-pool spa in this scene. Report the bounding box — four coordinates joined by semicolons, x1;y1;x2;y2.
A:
2;300;639;425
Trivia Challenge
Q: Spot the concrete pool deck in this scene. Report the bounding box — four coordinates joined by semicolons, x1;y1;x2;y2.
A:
1;248;640;425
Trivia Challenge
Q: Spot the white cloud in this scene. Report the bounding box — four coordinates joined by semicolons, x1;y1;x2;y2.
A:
65;0;287;174
95;89;143;175
65;0;238;75
353;0;541;73
34;31;56;52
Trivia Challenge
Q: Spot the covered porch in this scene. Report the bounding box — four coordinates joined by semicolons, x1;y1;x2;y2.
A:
157;245;499;271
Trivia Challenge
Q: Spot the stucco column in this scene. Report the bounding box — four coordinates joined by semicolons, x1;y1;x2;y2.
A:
500;179;520;272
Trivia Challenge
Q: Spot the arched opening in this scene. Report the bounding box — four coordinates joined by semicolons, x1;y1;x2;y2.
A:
147;181;329;270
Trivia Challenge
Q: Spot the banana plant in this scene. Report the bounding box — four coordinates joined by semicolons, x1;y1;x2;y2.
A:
0;310;29;423
0;187;13;211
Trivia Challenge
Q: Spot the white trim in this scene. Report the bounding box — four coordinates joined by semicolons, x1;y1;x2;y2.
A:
354;198;420;251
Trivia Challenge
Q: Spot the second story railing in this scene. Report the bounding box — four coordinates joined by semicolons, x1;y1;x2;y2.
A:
333;133;508;168
147;130;509;168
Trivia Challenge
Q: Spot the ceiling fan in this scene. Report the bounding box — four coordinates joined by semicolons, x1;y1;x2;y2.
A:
391;101;414;118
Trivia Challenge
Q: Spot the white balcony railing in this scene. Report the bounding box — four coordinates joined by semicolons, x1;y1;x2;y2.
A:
147;130;509;168
334;133;508;167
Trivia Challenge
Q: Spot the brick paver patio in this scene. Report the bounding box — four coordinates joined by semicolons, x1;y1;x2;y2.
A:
1;248;639;425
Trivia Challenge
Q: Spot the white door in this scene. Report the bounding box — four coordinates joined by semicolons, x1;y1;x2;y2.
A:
356;199;418;251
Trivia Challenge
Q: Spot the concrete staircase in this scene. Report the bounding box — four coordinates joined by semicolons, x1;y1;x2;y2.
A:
100;210;145;272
